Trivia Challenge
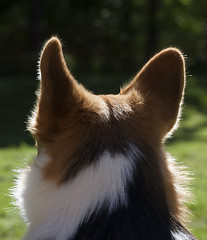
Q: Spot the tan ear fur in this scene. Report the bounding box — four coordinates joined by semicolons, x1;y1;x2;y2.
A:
28;37;110;144
39;37;80;113
121;48;185;135
28;37;85;141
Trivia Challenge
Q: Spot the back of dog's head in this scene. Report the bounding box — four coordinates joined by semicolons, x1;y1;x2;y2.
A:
14;37;196;240
29;37;185;182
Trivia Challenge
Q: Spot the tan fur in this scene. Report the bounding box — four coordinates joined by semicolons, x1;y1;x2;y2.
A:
28;37;190;223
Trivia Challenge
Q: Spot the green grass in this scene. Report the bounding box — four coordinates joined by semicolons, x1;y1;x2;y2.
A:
168;139;207;239
0;145;35;240
167;109;207;239
0;74;207;239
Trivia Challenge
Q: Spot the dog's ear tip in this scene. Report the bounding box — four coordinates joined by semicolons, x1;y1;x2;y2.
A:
158;48;184;65
162;47;182;54
40;36;64;71
43;36;62;54
48;36;61;46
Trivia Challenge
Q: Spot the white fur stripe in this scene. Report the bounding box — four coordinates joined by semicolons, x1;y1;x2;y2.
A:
171;231;191;240
14;150;135;240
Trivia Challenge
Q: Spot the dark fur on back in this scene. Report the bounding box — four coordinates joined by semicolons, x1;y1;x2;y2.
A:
71;143;196;240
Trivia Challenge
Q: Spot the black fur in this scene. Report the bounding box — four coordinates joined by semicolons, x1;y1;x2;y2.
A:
70;144;196;240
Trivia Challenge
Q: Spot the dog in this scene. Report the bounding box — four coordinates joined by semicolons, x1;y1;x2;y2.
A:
13;37;196;240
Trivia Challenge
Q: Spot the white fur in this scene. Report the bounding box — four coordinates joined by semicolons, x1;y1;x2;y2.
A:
13;150;135;240
96;97;110;120
111;100;132;120
171;231;189;240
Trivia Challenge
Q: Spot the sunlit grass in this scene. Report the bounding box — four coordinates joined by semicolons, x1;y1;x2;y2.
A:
0;145;35;240
167;106;207;239
168;140;207;239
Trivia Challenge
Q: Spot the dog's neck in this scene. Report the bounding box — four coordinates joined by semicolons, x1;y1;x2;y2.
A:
15;144;195;240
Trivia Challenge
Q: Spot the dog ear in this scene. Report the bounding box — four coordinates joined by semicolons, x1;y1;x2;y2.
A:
39;37;80;114
121;48;185;136
28;37;83;140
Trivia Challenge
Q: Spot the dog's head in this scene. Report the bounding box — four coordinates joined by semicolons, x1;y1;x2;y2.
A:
28;37;186;218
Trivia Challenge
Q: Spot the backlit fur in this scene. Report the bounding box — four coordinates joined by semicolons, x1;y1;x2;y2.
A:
13;37;196;240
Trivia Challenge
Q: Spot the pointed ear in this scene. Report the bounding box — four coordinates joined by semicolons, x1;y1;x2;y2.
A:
122;48;185;135
39;37;79;113
28;37;81;139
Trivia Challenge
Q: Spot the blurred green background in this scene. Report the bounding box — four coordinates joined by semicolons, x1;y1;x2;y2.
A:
0;0;207;239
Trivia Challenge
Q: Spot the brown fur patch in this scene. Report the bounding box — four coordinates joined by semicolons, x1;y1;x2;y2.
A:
28;37;189;223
